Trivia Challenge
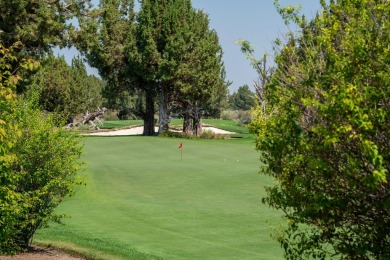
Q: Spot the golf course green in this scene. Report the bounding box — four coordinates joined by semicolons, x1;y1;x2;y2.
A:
34;131;284;259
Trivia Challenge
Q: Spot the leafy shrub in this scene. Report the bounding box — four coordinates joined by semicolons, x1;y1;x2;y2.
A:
0;93;84;254
248;0;390;258
220;110;252;125
159;130;195;139
160;129;224;139
103;109;119;121
220;110;238;120
235;110;252;125
199;130;223;139
160;130;186;138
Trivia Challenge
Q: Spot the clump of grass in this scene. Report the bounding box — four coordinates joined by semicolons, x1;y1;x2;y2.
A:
160;130;223;139
159;130;188;138
199;130;223;139
220;110;252;125
102;109;119;121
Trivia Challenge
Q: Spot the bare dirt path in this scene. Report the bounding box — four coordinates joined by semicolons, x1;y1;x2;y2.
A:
0;246;86;260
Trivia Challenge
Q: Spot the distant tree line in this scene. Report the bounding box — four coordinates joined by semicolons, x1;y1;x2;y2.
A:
228;84;256;111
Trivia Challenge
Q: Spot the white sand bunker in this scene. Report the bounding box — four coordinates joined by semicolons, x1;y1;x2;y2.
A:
86;126;235;136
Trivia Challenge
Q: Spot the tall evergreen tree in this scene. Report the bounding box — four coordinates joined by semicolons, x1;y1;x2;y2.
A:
34;54;103;118
169;10;226;135
133;0;166;135
76;0;138;117
35;55;74;114
77;0;227;135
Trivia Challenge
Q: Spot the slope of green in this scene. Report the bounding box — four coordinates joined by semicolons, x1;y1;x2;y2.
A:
34;136;283;259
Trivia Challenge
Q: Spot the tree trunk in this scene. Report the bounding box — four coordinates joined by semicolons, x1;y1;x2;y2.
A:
192;102;202;136
158;84;169;134
183;112;192;135
143;90;155;136
192;114;202;137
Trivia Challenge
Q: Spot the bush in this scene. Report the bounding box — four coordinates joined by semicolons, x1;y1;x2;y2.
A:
220;110;236;120
199;130;223;139
159;130;195;139
102;109;119;121
160;129;224;140
220;110;252;125
248;0;390;258
0;93;84;254
235;110;252;125
160;130;186;138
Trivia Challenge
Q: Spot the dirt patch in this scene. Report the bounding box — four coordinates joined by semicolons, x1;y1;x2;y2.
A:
0;246;86;260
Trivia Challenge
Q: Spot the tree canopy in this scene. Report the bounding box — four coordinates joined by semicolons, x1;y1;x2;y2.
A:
229;84;256;111
249;0;390;258
34;54;103;118
77;0;228;135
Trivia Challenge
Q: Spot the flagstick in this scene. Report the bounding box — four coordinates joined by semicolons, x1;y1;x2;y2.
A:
179;143;183;161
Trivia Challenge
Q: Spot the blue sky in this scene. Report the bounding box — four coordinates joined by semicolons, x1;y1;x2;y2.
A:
57;1;322;93
190;0;321;92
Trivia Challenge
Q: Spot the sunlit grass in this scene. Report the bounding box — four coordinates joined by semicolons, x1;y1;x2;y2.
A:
34;136;283;259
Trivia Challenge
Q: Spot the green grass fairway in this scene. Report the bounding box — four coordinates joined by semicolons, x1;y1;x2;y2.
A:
34;136;283;259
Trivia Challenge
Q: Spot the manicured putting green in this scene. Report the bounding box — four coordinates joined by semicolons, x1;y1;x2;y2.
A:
35;136;283;259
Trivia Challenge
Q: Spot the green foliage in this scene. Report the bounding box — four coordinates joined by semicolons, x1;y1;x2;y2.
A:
0;40;42;254
159;130;189;139
250;0;390;258
0;92;84;254
0;42;23;255
71;56;103;112
0;0;89;93
76;0;140;122
0;43;83;254
228;85;256;111
0;0;89;53
34;54;103;119
1;0;87;254
160;129;223;139
220;110;252;125
77;0;228;135
165;6;228;135
199;130;223;139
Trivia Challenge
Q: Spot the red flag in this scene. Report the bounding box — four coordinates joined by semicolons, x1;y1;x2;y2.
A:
179;143;182;149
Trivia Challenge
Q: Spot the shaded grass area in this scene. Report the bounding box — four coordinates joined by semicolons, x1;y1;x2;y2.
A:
35;136;283;259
